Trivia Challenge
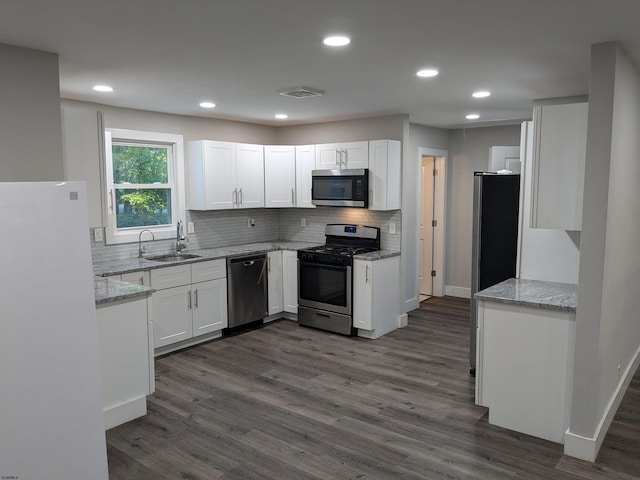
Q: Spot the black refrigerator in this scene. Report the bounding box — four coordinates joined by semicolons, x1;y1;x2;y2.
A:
470;172;520;373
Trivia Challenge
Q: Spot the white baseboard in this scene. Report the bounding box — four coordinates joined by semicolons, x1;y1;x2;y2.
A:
405;297;419;312
104;396;147;430
564;343;640;461
445;285;471;298
397;313;408;328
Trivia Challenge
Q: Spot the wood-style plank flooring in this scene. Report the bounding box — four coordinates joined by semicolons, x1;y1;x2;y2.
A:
107;296;640;479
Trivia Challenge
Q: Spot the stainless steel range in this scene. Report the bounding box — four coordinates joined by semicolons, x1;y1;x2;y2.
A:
297;224;380;335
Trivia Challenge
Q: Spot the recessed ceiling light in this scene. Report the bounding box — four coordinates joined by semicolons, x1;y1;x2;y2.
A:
323;35;351;47
93;85;113;92
466;113;480;120
416;69;439;78
472;91;491;98
199;101;216;108
275;114;288;120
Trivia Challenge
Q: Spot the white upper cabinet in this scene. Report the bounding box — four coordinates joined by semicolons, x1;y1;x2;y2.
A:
235;143;265;209
264;145;296;208
187;140;235;210
531;102;588;230
368;140;401;210
295;145;315;208
315;141;368;169
187;140;264;210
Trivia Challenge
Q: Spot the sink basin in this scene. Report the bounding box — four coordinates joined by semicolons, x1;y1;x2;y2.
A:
148;253;201;262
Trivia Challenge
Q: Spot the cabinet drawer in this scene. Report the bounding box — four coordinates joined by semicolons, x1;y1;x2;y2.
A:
191;259;226;283
150;264;191;290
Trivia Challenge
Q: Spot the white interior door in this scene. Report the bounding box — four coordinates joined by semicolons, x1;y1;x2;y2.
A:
420;156;435;296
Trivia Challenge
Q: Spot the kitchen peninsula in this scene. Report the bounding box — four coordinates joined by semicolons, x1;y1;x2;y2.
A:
474;278;578;444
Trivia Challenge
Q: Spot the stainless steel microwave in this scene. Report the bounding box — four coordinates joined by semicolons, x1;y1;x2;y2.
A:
311;169;369;208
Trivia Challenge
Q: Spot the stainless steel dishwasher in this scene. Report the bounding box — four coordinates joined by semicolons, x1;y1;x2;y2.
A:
226;253;268;328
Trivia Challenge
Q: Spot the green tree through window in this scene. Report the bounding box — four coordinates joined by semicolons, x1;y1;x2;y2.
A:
112;144;172;228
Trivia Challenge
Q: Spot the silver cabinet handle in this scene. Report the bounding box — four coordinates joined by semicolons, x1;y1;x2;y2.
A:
233;189;238;207
187;290;192;310
336;149;340;167
366;265;370;283
139;276;144;285
342;149;347;168
239;188;243;206
291;188;295;206
194;289;198;308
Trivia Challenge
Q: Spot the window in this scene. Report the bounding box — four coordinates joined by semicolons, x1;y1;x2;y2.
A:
104;129;185;245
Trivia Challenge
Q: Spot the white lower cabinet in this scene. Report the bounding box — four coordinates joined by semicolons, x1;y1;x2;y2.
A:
283;250;298;314
150;260;227;351
267;250;284;316
353;256;400;338
97;296;153;430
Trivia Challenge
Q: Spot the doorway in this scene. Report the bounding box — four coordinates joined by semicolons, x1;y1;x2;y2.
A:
418;149;446;300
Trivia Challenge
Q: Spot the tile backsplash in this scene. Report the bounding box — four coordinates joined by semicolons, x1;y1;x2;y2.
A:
91;207;401;264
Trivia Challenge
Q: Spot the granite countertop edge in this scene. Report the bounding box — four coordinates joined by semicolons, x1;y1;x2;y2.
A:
475;278;578;312
94;276;154;306
93;241;401;277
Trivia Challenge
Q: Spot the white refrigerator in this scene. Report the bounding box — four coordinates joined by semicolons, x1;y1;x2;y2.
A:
0;182;109;479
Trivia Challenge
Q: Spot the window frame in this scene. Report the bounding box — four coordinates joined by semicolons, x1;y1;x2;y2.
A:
104;128;185;245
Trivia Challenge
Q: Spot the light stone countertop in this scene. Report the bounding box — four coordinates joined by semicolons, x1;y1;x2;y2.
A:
93;241;401;277
475;278;577;312
94;276;153;306
93;241;400;304
93;241;318;277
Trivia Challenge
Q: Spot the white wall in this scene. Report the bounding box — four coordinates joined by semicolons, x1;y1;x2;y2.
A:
275;114;405;144
446;125;522;294
567;42;640;461
405;123;449;309
517;121;581;283
62;100;277;228
0;44;64;181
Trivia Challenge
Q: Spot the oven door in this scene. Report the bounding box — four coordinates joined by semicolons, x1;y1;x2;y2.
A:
298;261;352;315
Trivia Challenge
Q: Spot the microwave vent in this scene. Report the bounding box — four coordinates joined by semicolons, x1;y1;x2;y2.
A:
278;86;325;99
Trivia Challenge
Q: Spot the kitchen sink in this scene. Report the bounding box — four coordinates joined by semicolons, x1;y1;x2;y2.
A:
148;253;201;262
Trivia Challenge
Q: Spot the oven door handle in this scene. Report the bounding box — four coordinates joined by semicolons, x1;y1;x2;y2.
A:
298;260;350;271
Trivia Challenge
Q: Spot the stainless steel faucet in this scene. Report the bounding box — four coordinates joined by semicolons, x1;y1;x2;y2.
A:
176;219;189;253
138;229;155;258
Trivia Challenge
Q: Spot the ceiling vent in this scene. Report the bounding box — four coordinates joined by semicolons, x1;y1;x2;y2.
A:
278;86;325;99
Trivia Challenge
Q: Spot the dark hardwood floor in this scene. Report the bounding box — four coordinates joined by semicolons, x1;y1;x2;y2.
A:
107;296;640;479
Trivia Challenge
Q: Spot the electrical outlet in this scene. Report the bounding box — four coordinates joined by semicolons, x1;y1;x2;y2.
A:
93;227;103;243
187;221;195;234
301;217;307;227
389;222;396;234
248;218;256;228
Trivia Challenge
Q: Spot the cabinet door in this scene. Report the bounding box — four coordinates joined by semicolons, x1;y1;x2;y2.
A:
368;140;401;210
192;278;228;336
264;146;296;208
352;260;373;329
235;143;265;208
341;141;369;169
282;250;298;313
531;102;587;230
152;285;193;348
203;141;236;210
267;251;283;315
315;143;341;169
295;145;315;208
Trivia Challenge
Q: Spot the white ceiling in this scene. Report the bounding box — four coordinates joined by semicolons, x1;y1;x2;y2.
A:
2;0;639;128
